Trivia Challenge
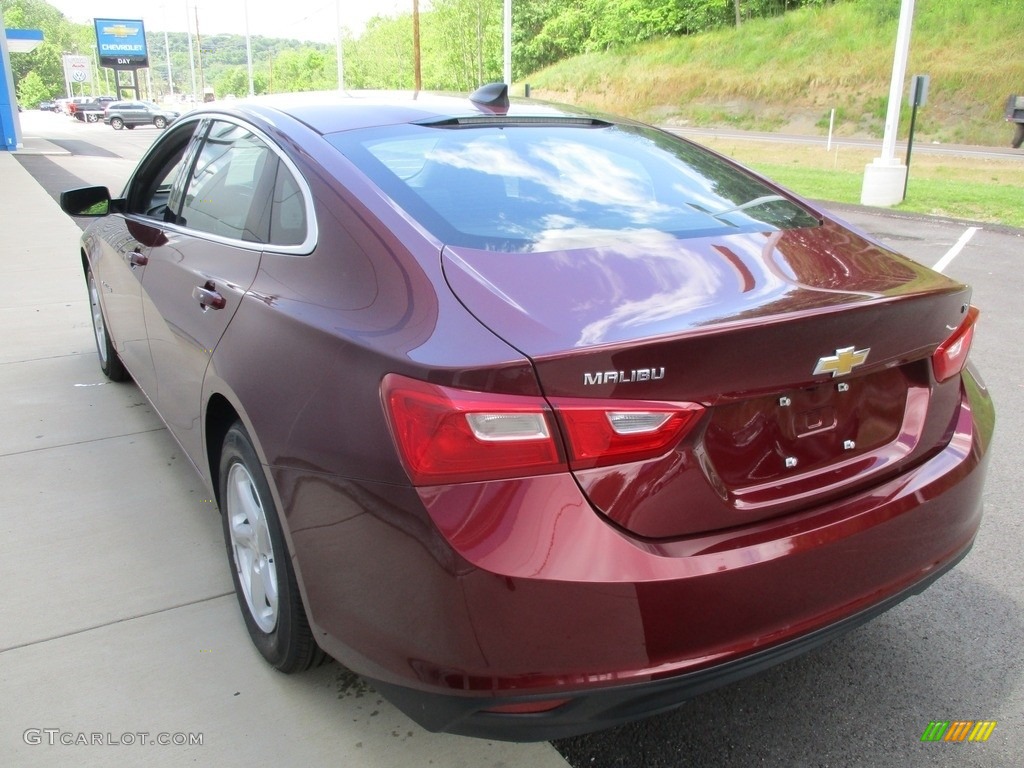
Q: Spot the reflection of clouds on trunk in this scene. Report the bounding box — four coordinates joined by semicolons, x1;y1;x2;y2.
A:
570;229;720;347
571;230;797;347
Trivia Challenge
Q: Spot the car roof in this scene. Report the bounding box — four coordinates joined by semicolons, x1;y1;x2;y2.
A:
181;87;616;136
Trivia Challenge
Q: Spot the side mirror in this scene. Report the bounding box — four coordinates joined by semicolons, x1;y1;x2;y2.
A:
60;186;123;217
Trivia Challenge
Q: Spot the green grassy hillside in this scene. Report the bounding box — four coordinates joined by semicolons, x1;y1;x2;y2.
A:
526;0;1024;147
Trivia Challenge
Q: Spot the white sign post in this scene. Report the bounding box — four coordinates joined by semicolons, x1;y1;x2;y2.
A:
62;54;93;96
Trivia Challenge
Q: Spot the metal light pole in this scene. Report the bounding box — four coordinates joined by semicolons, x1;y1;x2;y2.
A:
879;0;915;164
861;0;916;207
336;0;345;91
185;0;198;102
163;28;174;97
194;3;206;97
244;0;254;96
91;45;101;96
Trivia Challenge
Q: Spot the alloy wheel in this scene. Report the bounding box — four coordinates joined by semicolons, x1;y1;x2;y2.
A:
226;462;279;633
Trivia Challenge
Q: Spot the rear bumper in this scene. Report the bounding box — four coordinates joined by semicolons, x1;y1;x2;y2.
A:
372;540;973;741
282;370;992;740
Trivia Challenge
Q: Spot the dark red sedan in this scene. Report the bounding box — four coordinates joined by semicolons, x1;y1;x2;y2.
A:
60;85;993;741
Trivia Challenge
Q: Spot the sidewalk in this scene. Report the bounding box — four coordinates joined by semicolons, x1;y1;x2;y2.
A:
0;151;570;766
12;134;70;156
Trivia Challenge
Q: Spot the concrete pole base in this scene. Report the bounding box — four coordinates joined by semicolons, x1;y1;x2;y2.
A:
861;159;908;207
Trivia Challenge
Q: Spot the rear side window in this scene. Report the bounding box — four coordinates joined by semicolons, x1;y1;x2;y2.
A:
329;122;820;252
179;121;277;242
269;165;307;246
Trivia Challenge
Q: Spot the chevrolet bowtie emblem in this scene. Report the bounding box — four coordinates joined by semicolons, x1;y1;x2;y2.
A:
104;24;140;38
814;346;870;378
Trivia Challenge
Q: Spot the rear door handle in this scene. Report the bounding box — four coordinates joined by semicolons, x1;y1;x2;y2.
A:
192;281;226;310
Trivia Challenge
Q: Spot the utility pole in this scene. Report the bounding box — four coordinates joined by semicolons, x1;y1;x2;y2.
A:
413;0;422;91
503;0;511;86
476;3;483;86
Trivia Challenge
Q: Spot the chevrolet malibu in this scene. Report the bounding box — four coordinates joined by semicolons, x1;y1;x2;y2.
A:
60;85;993;740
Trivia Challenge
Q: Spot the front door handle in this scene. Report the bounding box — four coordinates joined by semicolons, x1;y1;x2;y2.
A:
129;250;148;267
192;281;226;310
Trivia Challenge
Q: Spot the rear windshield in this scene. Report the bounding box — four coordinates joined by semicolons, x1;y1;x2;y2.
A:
327;121;820;252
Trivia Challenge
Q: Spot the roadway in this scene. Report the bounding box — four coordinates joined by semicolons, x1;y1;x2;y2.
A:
666;125;1024;161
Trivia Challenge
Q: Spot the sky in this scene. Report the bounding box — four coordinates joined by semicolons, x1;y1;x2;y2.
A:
44;1;422;43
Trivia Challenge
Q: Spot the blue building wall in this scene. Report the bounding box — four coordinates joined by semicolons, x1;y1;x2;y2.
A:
2;29;45;151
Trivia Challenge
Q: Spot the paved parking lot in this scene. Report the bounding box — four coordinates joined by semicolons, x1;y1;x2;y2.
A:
3;111;1022;767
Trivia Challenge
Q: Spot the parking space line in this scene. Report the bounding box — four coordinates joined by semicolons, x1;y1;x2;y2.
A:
933;226;980;274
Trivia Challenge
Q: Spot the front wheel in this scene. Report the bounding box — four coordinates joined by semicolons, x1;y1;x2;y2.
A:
110;117;124;130
86;266;128;381
219;422;323;673
1013;123;1024;149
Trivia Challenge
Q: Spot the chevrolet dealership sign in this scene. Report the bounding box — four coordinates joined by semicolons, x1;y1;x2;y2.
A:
94;18;149;68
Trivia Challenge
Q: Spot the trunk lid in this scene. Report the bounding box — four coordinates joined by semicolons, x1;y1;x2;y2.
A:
443;220;972;537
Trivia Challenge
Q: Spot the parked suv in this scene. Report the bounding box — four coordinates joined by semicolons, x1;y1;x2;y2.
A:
103;101;180;130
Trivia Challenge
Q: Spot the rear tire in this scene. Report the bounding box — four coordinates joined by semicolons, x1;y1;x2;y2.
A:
86;266;128;382
154;116;167;129
219;422;323;673
110;117;124;130
1013;123;1024;149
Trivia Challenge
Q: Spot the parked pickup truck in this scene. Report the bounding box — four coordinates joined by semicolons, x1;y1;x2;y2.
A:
1007;94;1024;148
68;96;116;123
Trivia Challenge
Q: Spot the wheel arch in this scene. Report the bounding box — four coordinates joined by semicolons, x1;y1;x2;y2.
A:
205;393;241;507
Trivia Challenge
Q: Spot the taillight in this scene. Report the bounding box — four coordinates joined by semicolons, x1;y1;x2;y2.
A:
550;398;705;470
382;374;705;485
932;306;979;383
382;374;564;485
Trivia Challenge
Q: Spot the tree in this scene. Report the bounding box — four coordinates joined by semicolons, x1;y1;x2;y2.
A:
429;0;503;90
344;15;415;90
215;65;269;97
269;48;336;93
16;69;48;106
3;0;94;97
